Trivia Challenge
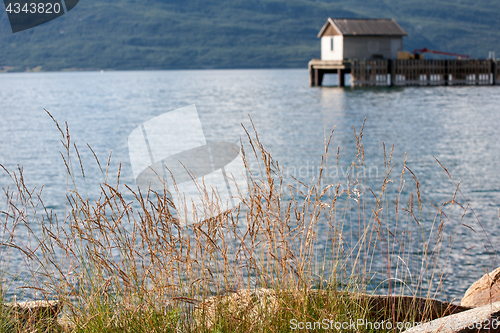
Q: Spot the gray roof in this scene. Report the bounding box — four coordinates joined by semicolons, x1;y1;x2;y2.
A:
318;18;407;37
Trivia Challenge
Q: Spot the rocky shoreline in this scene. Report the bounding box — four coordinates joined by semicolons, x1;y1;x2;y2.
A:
195;267;500;332
6;267;500;332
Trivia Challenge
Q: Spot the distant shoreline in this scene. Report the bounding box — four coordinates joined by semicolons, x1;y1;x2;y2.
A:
0;66;305;74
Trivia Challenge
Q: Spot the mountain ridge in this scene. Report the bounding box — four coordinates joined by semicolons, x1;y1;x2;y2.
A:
0;0;498;71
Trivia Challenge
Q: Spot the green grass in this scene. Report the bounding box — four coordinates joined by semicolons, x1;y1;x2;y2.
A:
0;114;484;332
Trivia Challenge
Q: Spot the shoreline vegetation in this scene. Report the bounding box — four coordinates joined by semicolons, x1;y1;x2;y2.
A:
0;114;495;332
0;67;316;74
0;67;123;73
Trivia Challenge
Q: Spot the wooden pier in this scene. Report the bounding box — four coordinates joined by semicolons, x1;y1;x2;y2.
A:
309;59;499;87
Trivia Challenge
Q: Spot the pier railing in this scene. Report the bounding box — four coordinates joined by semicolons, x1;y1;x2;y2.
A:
392;60;448;86
351;60;389;86
353;60;495;87
309;58;499;87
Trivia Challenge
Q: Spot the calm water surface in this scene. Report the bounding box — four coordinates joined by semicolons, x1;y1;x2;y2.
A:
0;69;499;301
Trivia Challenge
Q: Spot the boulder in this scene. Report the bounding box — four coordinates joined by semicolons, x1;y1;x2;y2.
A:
3;300;62;322
461;267;500;307
194;288;278;330
351;293;470;323
193;288;470;330
403;300;500;333
307;290;469;322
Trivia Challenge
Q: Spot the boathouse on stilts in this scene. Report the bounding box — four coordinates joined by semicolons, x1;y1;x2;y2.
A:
309;18;498;87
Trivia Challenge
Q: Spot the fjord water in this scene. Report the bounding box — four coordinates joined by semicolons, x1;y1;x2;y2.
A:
0;69;499;301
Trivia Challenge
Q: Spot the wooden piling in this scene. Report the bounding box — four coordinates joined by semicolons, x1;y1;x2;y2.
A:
308;59;349;87
338;69;345;87
495;60;500;85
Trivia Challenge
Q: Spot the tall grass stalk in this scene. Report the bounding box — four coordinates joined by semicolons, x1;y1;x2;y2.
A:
0;113;484;332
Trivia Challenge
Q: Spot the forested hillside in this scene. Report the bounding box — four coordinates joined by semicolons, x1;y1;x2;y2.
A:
0;0;498;71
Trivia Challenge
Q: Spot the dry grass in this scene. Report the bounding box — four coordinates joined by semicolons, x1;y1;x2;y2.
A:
0;114;483;332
